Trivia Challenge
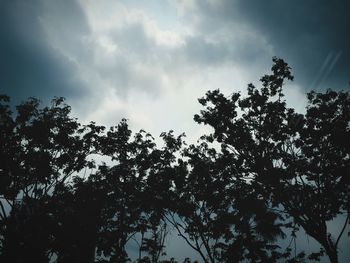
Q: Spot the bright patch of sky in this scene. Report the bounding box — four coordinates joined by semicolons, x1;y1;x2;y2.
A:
123;0;183;32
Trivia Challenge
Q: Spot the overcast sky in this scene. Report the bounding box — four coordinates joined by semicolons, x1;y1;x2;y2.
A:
1;0;349;261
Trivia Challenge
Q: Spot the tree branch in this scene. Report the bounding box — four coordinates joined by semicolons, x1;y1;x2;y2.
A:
0;200;7;219
335;212;349;248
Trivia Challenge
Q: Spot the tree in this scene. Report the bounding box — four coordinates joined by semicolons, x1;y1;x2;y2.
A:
89;123;184;262
167;138;290;263
0;95;184;263
193;57;350;263
0;95;97;262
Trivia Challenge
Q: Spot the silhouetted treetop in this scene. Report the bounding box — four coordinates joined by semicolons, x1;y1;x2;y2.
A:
193;57;350;263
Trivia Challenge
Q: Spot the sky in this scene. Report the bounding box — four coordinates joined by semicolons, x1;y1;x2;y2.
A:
0;0;349;261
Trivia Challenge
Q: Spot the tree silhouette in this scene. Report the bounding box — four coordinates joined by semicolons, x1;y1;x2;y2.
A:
1;58;349;262
194;57;350;263
167;138;292;263
87;124;184;262
0;95;97;262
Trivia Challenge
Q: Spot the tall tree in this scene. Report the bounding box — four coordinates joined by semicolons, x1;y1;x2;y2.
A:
193;57;350;263
0;96;97;262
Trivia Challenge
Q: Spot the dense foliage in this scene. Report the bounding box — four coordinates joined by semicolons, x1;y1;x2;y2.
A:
0;58;349;263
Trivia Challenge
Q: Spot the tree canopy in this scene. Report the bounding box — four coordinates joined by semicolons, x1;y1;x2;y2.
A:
0;58;349;263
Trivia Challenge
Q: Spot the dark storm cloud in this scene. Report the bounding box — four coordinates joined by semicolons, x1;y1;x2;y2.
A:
191;0;350;91
0;0;89;104
236;0;350;91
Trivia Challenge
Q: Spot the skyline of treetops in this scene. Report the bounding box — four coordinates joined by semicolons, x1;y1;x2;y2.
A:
1;58;349;262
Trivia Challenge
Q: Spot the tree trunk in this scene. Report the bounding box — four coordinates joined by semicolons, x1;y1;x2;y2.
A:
296;219;339;263
325;244;338;263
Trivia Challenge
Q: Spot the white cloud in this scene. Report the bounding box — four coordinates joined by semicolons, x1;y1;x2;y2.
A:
36;0;306;147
